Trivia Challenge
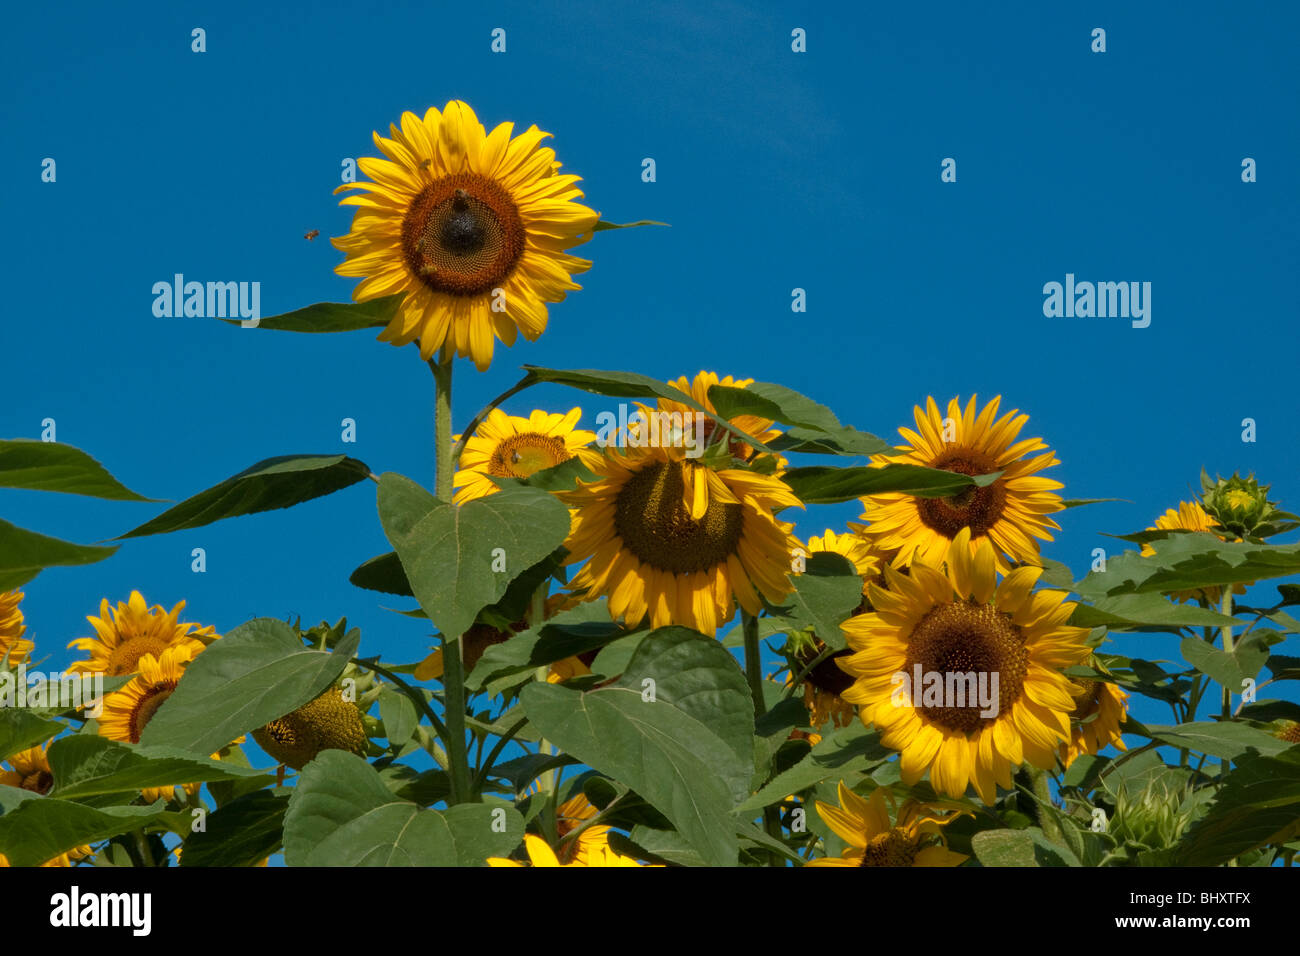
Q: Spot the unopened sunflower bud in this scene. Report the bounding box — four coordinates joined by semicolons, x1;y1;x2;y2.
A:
1200;471;1293;539
252;687;369;770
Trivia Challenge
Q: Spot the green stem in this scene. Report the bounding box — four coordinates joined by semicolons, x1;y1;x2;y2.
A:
1219;589;1234;778
430;355;474;805
1021;767;1064;845
742;610;784;861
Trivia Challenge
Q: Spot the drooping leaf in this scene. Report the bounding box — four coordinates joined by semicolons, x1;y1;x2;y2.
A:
46;735;266;798
758;551;862;650
282;750;523;866
120;455;371;538
736;722;892;815
218;295;402;332
707;383;891;458
139;618;360;755
0;519;118;590
377;474;571;641
780;464;999;505
0;440;155;501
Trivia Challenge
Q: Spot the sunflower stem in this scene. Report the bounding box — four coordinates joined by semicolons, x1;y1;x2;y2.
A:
1219;589;1234;777
1022;767;1064;846
742;610;784;861
529;585;560;801
430;354;475;805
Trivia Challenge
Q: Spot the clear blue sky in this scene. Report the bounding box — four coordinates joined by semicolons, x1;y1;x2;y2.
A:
3;0;1298;746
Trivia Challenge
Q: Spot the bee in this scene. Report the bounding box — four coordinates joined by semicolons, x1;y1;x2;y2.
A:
304;229;320;241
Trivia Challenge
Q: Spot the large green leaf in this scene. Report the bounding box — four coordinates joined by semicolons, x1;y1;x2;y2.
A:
520;366;774;454
0;709;65;761
0;785;167;867
179;790;288;867
46;735;265;798
707;382;891;457
758;551;862;650
736;721;892;814
139;618;360;755
0;519;118;590
971;827;1077;867
1074;533;1300;599
120;455;371;538
0;440;155;501
608;627;754;803
521;679;744;866
377;474;571;640
1067;593;1242;632
1178;747;1300;865
1142;722;1293;761
1180;632;1271;691
218;295;402;332
282;750;523;866
780;464;999;505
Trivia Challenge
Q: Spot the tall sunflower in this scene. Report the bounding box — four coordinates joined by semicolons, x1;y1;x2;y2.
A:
1141;501;1249;604
0;590;33;665
67;591;217;678
839;528;1091;803
1060;675;1129;769
855;395;1064;574
333;101;600;371
808;781;968;867
97;644;198;803
454;407;595;504
561;445;800;637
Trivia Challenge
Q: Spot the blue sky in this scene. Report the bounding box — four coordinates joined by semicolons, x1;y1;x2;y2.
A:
3;0;1298;753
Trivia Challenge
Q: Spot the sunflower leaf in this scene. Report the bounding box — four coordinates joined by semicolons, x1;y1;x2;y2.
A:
138;618;360;756
1067;593;1243;632
467;600;623;694
779;464;999;505
178;789;288;867
378;474;572;641
0;440;157;501
708;383;892;457
217;294;402;332
1179;632;1272;692
0;519;118;590
735;721;892;815
0;710;66;762
758;551;862;649
1073;534;1300;599
0;785;169;867
590;219;670;231
119;454;371;538
282;750;523;865
45;735;266;798
1177;747;1300;865
1141;721;1293;761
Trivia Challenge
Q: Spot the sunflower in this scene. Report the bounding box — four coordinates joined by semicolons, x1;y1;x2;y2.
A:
839;527;1091;803
1141;501;1249;604
1060;675;1129;768
97;644;198;803
641;371;783;463
67;591;217;678
332;101;599;371
807;781;968;867
0;590;33;666
855;395;1064;574
487;833;651;868
561;444;800;637
454;407;596;504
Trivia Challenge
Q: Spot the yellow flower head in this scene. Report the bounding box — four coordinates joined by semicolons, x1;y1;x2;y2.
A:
561;443;800;637
454;407;596;504
487;833;654;868
0;590;34;666
808;781;968;867
1141;501;1249;604
67;591;217;677
333;101;600;371
839;528;1091;803
1060;676;1129;768
0;743;55;794
643;371;784;463
855;395;1063;574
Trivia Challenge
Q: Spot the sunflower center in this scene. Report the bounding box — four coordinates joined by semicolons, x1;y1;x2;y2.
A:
1069;678;1103;719
905;601;1028;734
20;770;54;795
917;451;1007;538
613;461;745;574
858;827;917;867
106;635;170;677
128;684;177;743
401;173;526;297
488;433;569;479
1278;722;1300;744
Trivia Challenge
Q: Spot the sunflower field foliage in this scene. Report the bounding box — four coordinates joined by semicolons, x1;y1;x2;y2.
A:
4;102;1300;869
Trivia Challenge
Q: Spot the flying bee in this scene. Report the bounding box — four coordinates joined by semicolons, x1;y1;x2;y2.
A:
304;229;320;241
